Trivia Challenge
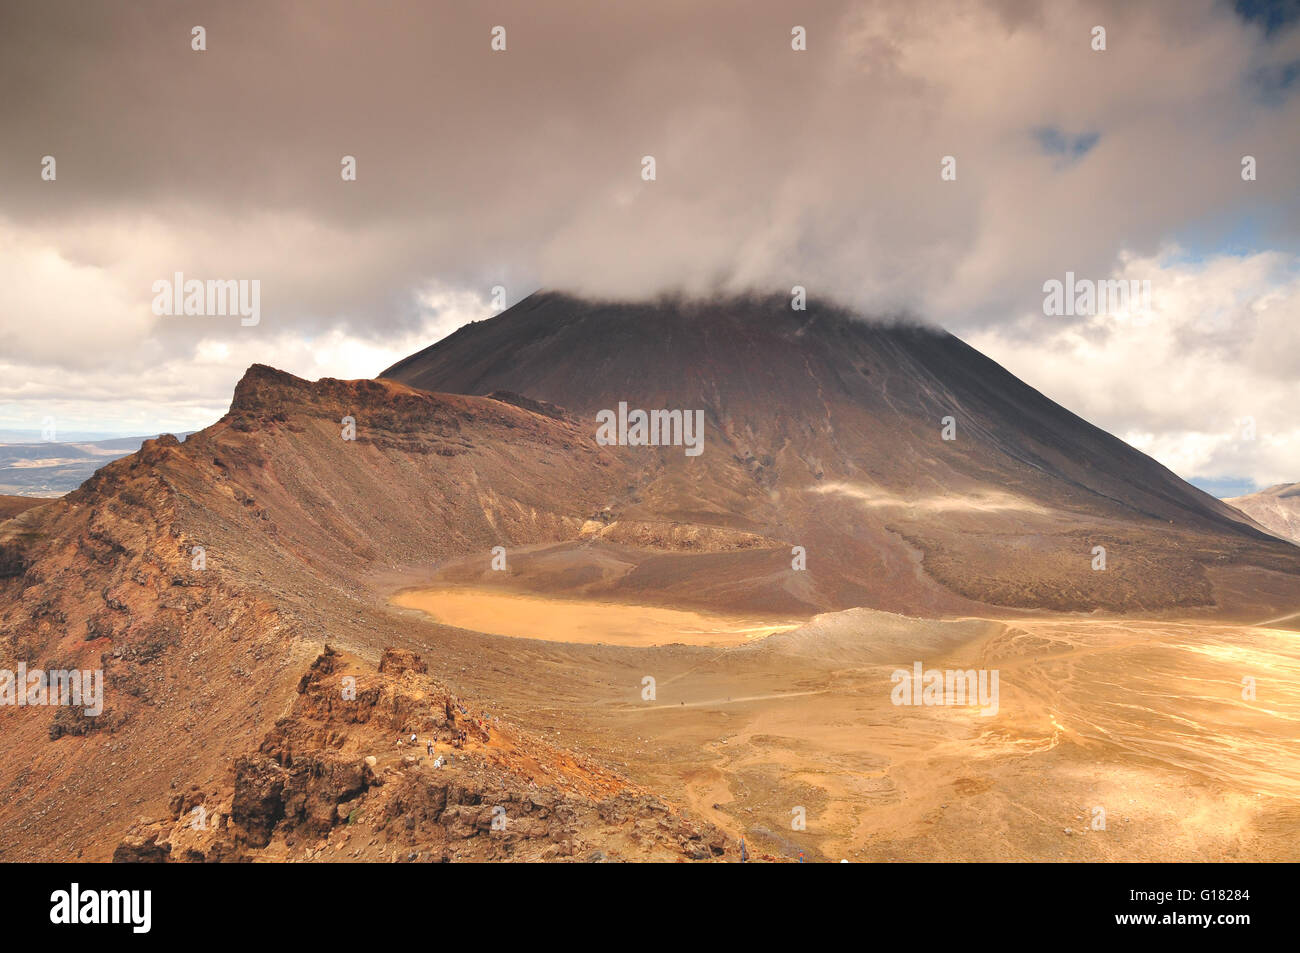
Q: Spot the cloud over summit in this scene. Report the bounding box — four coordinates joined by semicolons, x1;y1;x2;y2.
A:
0;0;1297;488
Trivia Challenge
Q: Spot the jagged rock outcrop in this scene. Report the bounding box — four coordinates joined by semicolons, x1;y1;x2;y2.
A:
116;647;734;862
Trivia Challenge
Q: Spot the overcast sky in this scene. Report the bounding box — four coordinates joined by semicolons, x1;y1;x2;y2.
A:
1;0;1297;494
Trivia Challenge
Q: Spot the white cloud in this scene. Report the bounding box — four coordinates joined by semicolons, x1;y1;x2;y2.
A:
968;250;1300;489
0;252;489;434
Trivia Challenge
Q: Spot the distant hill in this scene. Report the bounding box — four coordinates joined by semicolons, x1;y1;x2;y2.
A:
0;495;49;520
0;433;191;496
1226;483;1300;545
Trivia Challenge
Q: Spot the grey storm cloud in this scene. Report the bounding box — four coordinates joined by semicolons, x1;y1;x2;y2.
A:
0;0;1298;488
1;0;1297;341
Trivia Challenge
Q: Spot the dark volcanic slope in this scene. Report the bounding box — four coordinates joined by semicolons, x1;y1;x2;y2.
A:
383;292;1300;616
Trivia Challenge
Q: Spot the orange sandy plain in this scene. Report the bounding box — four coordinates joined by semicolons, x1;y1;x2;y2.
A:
392;587;804;647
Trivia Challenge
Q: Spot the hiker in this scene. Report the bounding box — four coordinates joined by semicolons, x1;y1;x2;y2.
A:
426;740;433;756
740;839;748;863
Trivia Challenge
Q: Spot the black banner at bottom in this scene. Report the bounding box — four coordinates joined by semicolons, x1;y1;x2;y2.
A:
10;861;1280;941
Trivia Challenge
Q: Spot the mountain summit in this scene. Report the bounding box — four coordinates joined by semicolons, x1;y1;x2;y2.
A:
382;292;1299;616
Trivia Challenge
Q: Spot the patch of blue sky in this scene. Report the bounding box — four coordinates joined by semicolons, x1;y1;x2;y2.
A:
1031;126;1100;167
1164;213;1300;265
1233;0;1300;38
1190;475;1262;498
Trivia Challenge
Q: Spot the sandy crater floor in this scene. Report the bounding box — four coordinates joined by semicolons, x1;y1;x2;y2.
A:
393;583;1300;862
